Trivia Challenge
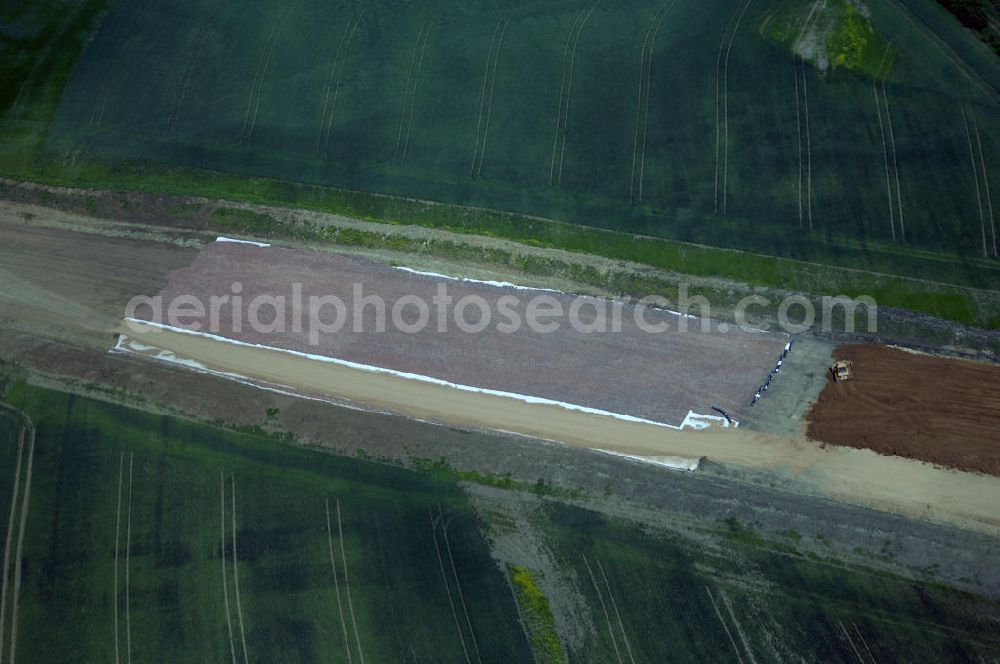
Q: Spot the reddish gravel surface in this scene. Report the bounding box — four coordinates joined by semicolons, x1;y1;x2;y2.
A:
807;344;1000;475
134;241;788;426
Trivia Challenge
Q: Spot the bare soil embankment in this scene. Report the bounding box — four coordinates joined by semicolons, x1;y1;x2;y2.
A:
807;344;1000;476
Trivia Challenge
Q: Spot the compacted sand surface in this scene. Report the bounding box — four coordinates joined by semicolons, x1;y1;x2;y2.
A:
135;240;789;425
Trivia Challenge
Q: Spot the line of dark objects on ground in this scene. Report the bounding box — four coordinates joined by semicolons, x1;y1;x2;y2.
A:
750;339;794;407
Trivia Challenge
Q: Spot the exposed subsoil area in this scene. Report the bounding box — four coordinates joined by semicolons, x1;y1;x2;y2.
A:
807;344;1000;475
136;241;789;425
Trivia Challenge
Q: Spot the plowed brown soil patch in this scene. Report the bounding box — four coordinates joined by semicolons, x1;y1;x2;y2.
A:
807;344;1000;475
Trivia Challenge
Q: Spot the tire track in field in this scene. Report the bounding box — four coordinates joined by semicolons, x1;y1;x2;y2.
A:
884;0;997;102
336;500;365;664
240;5;294;145
324;498;354;664
793;60;804;227
872;48;896;241
719;588;757;664
962;106;989;257
395;18;435;162
582;555;623;664
124;454;134;664
4;407;34;664
113;452;124;664
714;0;752;215
631;2;670;203
429;508;470;664
89;0;155;128
595;558;636;664
220;473;237;664
634;0;680;204
851;621;878;664
880;73;904;242
317;7;367;159
705;585;744;664
471;9;514;178
721;0;754;216
789;1;824;229
972;113;997;256
439;506;481;664
838;620;866;663
801;59;814;230
549;0;600;188
167;0;225;136
0;425;25;664
229;477;249;664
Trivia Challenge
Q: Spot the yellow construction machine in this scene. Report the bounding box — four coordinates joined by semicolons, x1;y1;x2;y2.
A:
830;360;854;382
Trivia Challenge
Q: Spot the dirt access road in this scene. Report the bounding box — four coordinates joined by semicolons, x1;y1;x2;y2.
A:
120;323;1000;534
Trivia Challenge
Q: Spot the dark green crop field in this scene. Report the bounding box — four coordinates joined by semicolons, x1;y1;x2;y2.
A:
0;385;532;662
39;0;1000;256
2;384;999;661
2;0;1000;324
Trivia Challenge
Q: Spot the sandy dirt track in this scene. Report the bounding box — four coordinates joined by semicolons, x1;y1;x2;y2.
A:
120;324;1000;534
808;344;1000;476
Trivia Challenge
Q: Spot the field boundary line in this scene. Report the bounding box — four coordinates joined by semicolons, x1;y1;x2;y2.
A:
972;114;997;256
429;508;470;664
5;407;35;664
583;555;623;664
325;498;354;664
962;107;989;257
595;558;636;664
230;477;249;664
719;588;757;664
872;48;896;241
220;472;237;664
440;507;481;664
722;0;754;216
705;585;744;664
317;7;367;158
474;10;515;178
125;454;134;664
637;0;679;203
550;0;600;187
0;425;25;664
337;500;365;664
